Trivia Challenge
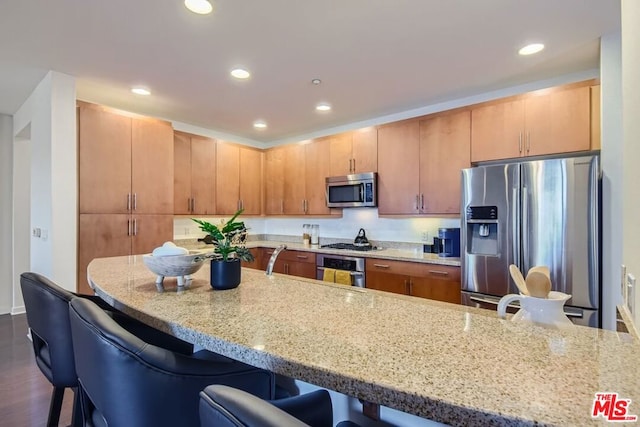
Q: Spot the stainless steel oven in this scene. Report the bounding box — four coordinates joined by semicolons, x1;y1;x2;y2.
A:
316;253;365;287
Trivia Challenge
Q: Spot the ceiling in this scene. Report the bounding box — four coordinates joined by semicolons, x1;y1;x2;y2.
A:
0;0;620;145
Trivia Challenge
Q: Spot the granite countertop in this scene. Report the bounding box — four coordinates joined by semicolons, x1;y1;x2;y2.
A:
89;255;639;427
177;239;461;267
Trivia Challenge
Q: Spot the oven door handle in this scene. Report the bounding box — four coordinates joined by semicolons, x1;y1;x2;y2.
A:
316;266;363;276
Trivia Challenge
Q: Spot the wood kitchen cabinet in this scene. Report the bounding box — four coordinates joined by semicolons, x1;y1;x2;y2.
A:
471;83;594;162
366;258;461;304
241;248;261;270
265;141;333;216
173;131;216;215
377;113;470;215
78;103;175;294
260;248;316;279
79;103;174;214
377;120;421;214
328;127;377;176
216;141;263;215
304;140;331;215
264;147;286;215
77;214;173;294
419;111;470;214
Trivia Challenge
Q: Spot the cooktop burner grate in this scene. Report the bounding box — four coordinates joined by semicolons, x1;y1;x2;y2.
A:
321;243;376;251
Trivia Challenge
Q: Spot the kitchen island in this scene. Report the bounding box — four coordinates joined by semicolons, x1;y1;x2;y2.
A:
88;255;640;426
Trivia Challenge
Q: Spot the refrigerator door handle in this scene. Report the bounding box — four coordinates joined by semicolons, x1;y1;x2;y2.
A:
470;295;519;310
513;187;520;267
522;185;528;271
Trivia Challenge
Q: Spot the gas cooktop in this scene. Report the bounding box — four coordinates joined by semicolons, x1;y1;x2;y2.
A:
321;243;377;252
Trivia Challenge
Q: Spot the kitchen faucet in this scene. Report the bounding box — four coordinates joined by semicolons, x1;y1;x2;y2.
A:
265;245;287;276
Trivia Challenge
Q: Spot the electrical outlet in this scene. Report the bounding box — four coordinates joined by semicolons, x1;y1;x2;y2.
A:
421;231;430;242
627;273;636;315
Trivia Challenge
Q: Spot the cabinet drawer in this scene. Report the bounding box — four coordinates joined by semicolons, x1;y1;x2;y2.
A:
262;248;316;264
413;264;461;282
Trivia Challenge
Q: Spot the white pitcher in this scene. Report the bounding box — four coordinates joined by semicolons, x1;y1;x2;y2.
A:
497;291;574;328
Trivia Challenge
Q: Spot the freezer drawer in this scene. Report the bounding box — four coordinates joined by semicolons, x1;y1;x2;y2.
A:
461;291;599;328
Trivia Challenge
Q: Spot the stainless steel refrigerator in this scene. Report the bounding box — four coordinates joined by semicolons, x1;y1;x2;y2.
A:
460;154;600;327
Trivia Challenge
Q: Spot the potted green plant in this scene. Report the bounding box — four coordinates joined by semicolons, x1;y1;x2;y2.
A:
192;209;254;290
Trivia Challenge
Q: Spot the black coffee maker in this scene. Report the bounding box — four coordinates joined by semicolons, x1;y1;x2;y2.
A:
435;228;460;257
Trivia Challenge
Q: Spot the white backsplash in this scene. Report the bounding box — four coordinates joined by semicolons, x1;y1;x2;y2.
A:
174;208;460;246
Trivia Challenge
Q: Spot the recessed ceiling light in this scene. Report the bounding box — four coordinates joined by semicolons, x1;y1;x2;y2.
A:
231;68;251;79
311;79;321;85
316;103;331;112
131;87;151;96
518;43;545;56
184;0;213;15
253;120;267;129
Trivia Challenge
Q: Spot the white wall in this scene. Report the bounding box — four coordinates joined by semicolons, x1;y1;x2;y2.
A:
600;31;623;330
12;131;31;314
0;114;13;314
13;71;77;292
621;0;640;326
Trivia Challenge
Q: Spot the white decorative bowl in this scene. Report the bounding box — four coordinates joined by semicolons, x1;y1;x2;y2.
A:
143;251;209;291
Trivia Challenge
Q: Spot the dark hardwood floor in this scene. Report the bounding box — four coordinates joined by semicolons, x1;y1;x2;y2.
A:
0;313;74;427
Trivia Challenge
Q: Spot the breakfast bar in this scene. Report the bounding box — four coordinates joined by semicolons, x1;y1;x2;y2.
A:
88;255;640;426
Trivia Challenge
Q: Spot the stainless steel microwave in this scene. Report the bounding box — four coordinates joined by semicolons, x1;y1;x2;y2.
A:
326;172;377;208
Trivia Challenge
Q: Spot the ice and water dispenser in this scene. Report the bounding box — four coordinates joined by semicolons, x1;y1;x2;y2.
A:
465;206;499;256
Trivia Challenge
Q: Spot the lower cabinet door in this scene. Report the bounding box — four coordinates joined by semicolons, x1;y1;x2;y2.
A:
131;215;174;255
365;271;408;295
78;214;132;295
287;262;317;279
409;276;461;304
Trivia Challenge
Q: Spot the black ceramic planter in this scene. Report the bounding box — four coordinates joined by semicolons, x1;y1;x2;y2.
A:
210;259;241;290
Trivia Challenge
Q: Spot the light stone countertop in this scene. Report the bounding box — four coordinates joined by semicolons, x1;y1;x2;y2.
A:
89;255;640;427
177;239;462;267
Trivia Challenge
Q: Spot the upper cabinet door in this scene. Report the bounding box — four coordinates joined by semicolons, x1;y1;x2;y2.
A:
131;118;174;214
216;142;240;215
173;132;192;215
264;147;285;215
190;135;216;215
328;133;353;176
351;127;377;173
283;144;306;214
305;140;331;215
419;111;470;214
239;146;263;215
525;85;591;157
78;106;132;214
470;99;525;163
377;121;420;215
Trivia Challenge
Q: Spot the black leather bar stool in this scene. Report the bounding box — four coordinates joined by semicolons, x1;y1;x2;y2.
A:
19;272;196;426
68;297;279;427
199;384;362;427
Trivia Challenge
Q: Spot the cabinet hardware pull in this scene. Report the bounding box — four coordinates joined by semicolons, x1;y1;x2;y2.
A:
526;132;531;152
133;193;137;211
192;198;196;212
428;270;449;276
281;200;284;214
373;263;390;269
518;132;522;153
240;199;244;210
296;255;308;259
415;194;419;211
302;199;306;213
127;193;131;211
420;194;424;210
133;218;137;236
127;219;131;236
